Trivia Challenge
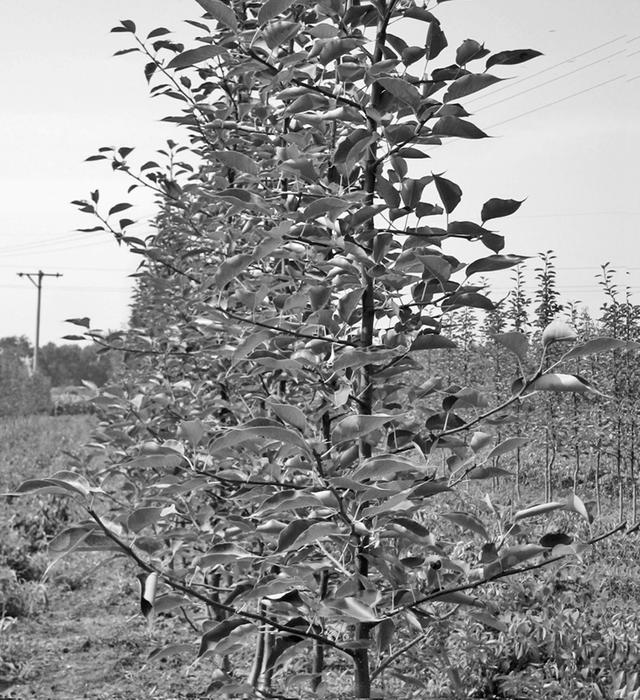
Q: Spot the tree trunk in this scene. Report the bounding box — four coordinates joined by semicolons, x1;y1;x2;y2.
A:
353;638;372;698
617;420;624;521
350;1;392;694
311;569;329;692
595;443;602;518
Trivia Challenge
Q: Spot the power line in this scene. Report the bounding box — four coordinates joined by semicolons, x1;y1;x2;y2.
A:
0;226;148;255
474;49;626;113
0;237;120;258
515;211;640;219
467;35;627;105
487;75;625;129
555;266;640;271
1;283;131;291
0;232;87;253
0;264;131;272
0;238;104;254
425;42;631;154
454;36;636;137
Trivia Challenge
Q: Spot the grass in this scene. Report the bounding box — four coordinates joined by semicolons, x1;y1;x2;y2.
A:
0;416;216;699
0;415;94;492
1;415;640;698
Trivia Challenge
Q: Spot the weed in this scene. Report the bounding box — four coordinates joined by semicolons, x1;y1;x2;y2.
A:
0;566;47;618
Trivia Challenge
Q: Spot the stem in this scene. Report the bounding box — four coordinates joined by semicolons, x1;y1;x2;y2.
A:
218;307;360;349
371;630;431;682
311;569;329;692
85;508;352;656
388;522;628;617
596;439;602;518
260;605;275;691
246;48;364;113
351;2;398;694
249;603;267;688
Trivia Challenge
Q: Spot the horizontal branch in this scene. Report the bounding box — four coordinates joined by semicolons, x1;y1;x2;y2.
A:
86;508;353;657
214;306;359;348
246;48;364;113
90;337;200;358
387;521;627;618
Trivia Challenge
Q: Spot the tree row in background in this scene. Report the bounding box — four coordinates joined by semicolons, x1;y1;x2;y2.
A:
424;252;640;523
0;337;116;417
0;337;51;417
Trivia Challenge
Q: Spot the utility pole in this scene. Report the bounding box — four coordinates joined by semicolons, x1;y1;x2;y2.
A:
17;270;62;372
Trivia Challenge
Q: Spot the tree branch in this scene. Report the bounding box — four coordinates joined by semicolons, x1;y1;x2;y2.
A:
246;48;365;113
214;306;360;348
86;508;353;657
387;521;627;618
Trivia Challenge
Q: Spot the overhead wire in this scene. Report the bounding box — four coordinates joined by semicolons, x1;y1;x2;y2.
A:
486;75;626;129
0;234;112;254
0;264;131;272
514;212;640;219
470;49;627;112
1;283;131;292
466;35;628;105
0;232;87;253
0;237;124;258
451;33;638;138
421;34;633;157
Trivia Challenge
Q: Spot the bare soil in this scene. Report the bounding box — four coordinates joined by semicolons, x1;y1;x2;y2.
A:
1;558;218;700
0;416;218;700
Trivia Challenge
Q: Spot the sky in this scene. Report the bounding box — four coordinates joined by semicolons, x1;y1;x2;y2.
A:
1;0;639;346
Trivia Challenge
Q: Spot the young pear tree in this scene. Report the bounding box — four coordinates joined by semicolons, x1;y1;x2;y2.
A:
16;1;637;696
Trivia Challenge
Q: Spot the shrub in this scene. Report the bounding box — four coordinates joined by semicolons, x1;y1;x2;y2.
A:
0;566;47;618
0;354;51;417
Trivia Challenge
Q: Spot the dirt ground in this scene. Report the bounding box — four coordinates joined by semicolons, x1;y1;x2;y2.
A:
0;560;238;700
0;416;223;700
0;555;225;700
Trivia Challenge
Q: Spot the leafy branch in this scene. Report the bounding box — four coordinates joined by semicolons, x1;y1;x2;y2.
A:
86;507;354;657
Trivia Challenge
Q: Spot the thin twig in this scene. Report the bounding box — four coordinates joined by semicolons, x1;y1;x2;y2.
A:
179;606;200;633
246;48;365;113
214;306;359;348
370;629;431;682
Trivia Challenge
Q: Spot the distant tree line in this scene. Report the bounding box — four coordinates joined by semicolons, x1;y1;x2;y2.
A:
0;336;114;417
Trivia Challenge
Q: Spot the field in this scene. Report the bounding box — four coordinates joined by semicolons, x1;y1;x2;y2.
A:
1;415;640;699
0;416;213;700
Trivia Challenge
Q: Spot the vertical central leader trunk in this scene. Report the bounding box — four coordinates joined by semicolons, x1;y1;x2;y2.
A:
353;3;393;696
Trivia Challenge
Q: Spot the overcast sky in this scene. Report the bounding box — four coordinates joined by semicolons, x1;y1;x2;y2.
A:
1;0;639;345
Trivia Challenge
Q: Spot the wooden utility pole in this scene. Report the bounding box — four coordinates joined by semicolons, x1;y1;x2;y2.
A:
17;270;62;372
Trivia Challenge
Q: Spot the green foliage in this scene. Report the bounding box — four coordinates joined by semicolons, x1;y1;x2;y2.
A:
38;342;113;388
0;417;95;627
0;351;51;418
534;251;564;330
454;568;640;698
20;2;634;697
0;566;47;618
0;336;32;358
